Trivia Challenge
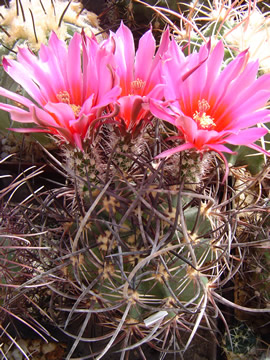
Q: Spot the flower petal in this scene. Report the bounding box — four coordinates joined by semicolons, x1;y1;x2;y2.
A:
0;86;34;108
2;57;46;105
135;29;156;82
67;32;82;105
155;143;194;158
149;99;177;125
225;127;268;145
115;22;135;93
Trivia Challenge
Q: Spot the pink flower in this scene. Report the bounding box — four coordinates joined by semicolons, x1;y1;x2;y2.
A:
110;22;170;135
0;32;121;150
150;40;270;177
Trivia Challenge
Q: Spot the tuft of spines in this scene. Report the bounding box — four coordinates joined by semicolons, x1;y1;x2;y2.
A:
0;0;104;55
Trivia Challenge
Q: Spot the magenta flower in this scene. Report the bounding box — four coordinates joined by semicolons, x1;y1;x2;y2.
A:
111;22;170;135
150;40;270;177
0;32;121;150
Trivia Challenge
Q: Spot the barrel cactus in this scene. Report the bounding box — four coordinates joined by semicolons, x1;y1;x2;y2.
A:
223;323;257;360
0;0;103;53
0;123;233;359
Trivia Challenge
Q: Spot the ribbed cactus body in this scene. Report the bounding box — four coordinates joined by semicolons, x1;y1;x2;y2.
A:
44;121;231;357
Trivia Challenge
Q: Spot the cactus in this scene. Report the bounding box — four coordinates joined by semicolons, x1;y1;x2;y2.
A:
3;137;270;358
0;0;103;54
223;323;257;360
0;118;241;358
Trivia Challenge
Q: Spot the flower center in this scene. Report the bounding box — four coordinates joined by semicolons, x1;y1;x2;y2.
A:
131;78;146;91
193;99;216;130
56;90;81;118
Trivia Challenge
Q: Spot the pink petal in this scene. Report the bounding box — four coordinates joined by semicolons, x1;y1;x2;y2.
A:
2;57;45;105
0;87;34;108
93;85;121;109
146;84;164;101
247;143;270;156
82;35;91;100
28;105;59;127
208;143;237;154
43;102;75;128
225;127;268;145
73;132;83;151
44;32;69;90
175;115;197;142
4;107;35;123
152;27;171;68
0;102;47;125
213;90;270;131
17;47;59;102
232;87;270;119
231;110;270;130
204;41;224;92
182;40;210;81
42;32;68;74
115;22;135;92
26;105;61;127
155;143;194;158
149;99;177;125
209;49;248;107
95;52;118;102
79;94;95;115
116;95;146;130
8;127;49;133
135;29;156;82
69;114;89;136
82;37;100;98
67;32;82;105
221;60;259;107
193;129;224;149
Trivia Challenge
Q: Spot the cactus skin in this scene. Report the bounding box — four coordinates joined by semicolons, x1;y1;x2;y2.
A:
223;323;257;360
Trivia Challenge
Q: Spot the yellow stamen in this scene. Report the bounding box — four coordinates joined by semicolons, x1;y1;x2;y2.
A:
70;104;81;118
56;91;81;118
56;90;70;104
193;99;216;130
131;78;146;90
